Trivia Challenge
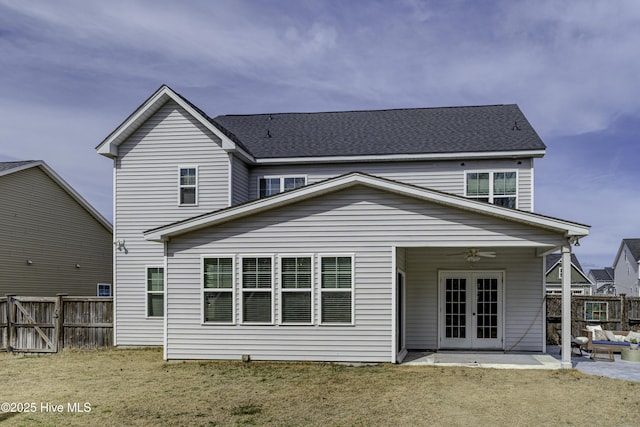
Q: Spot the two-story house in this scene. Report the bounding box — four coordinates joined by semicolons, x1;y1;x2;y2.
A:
545;253;593;295
613;239;640;296
96;85;588;364
0;160;112;297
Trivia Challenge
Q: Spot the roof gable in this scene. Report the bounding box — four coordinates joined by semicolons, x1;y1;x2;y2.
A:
613;238;640;266
0;160;112;232
144;172;588;242
95;85;253;161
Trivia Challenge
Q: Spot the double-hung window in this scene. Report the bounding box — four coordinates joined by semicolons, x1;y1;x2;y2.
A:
147;267;164;317
466;171;517;208
259;176;306;198
242;257;273;323
203;257;234;323
320;256;353;324
179;166;198;205
280;256;313;324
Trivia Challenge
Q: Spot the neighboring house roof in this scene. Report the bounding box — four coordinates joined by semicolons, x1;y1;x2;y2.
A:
213;104;546;159
97;85;547;163
612;238;640;267
545;253;592;285
0;160;112;232
144;172;589;242
545;253;584;273
588;268;614;282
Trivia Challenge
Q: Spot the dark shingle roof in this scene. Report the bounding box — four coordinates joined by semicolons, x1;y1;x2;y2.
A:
0;161;38;173
589;268;614;281
623;239;640;262
212;104;545;159
546;253;584;273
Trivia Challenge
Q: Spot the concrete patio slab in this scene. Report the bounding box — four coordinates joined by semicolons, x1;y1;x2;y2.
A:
402;351;562;370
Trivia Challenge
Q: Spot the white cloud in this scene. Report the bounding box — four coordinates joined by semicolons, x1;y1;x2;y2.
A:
1;0;639;267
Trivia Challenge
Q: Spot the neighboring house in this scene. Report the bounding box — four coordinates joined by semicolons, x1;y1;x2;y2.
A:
0;161;113;297
588;268;615;295
545;253;593;295
612;239;640;297
96;85;589;363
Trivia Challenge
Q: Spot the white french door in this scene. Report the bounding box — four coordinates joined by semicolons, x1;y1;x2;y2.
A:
439;271;504;350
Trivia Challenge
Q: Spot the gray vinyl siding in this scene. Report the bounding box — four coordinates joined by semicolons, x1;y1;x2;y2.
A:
0;167;112;296
404;248;544;351
249;158;534;211
165;185;563;362
114;100;230;346
614;244;640;297
231;156;250;205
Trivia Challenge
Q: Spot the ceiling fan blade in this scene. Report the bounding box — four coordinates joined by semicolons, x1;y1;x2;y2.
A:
477;252;496;258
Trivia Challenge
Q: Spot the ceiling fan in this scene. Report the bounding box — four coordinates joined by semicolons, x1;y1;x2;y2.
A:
449;248;497;263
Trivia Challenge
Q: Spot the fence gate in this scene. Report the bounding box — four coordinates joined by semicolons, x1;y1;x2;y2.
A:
6;296;58;353
0;298;7;351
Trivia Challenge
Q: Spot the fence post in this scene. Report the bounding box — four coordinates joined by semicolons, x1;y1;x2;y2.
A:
620;293;628;331
55;294;67;352
7;295;15;353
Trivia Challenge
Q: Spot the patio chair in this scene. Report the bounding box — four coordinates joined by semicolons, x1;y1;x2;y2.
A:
558;329;588;356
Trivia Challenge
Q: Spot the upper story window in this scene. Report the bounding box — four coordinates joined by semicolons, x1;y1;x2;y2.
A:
259;176;306;198
466;171;517;209
179;166;198;205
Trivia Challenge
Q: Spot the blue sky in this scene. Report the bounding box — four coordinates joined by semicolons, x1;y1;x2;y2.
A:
0;0;638;271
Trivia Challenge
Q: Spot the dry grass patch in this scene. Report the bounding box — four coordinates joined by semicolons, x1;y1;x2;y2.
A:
1;348;639;426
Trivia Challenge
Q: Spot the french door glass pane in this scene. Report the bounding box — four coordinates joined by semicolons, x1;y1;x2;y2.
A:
445;278;466;338
204;291;232;322
282;292;311;323
476;278;498;339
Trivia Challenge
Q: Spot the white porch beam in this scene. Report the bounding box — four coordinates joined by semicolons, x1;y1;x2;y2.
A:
561;245;572;368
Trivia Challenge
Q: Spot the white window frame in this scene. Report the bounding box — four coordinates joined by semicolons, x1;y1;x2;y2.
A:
319;254;355;326
201;255;236;325
258;175;307;198
145;266;164;318
278;254;314;326
97;283;112;297
465;170;518;209
585;301;608;321
178;165;199;206
240;255;275;325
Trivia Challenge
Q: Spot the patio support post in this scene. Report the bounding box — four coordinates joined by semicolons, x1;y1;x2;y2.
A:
561;245;572;368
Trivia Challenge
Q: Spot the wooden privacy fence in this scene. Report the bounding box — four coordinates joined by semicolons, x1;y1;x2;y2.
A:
546;294;640;343
0;295;113;353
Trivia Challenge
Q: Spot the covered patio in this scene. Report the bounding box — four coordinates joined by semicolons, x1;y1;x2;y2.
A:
394;244;584;369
